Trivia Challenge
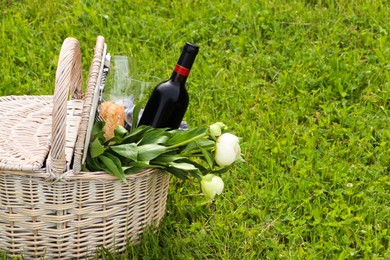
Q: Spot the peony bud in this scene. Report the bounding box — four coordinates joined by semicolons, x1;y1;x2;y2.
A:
214;133;241;167
201;174;224;200
209;122;226;138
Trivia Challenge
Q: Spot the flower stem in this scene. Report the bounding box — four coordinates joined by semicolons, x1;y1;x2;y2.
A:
168;132;208;149
181;146;214;156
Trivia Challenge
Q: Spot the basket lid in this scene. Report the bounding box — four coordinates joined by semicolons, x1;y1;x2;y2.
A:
0;95;53;171
0;96;84;172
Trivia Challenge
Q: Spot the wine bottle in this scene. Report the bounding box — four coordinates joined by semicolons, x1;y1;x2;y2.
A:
138;42;199;129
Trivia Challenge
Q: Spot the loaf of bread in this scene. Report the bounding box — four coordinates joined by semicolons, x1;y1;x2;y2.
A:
99;101;125;140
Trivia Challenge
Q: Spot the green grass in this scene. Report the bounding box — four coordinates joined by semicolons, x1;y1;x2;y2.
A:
1;0;390;258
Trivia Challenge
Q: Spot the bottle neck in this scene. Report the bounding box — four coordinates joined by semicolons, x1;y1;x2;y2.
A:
169;42;199;84
170;64;190;83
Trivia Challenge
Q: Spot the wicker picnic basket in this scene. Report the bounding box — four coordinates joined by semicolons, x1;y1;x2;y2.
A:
0;36;170;259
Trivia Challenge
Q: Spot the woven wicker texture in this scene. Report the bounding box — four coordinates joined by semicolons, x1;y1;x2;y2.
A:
73;36;105;173
49;37;83;175
0;36;170;259
0;169;169;259
0;96;83;173
0;96;52;171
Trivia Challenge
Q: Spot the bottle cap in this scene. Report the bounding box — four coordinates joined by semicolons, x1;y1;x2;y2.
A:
184;42;199;55
177;42;199;71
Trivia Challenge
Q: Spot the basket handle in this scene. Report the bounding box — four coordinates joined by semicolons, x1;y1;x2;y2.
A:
72;36;105;173
49;37;83;175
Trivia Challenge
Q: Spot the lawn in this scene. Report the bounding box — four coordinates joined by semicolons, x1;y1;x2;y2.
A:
1;0;389;259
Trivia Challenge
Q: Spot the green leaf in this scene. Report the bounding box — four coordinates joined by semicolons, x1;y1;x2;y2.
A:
165;167;189;180
212;166;230;174
166;127;206;146
199;145;214;169
104;136;122;145
122;125;154;144
137;144;170;161
84;155;102;171
89;138;106;158
99;154;127;184
91;121;106;141
179;158;208;172
123;161;160;174
81;163;90;172
131;104;141;130
195;138;215;148
128;160;151;167
189;170;201;180
168;162;198;171
123;166;144;174
181;139;215;155
103;126;128;145
92;120;105;135
139;128;171;145
114;125;128;138
110;143;138;161
181;142;196;151
152;154;185;163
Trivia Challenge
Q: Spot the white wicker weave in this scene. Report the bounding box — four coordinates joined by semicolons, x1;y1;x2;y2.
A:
0;36;169;259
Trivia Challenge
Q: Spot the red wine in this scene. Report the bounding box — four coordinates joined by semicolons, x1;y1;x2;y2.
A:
138;42;199;129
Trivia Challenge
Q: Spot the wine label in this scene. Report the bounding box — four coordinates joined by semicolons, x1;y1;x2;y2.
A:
174;64;190;76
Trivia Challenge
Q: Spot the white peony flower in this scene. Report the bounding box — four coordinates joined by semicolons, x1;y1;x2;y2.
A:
215;133;241;167
201;174;224;200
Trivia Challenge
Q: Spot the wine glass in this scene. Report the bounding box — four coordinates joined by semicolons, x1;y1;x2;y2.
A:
103;55;160;126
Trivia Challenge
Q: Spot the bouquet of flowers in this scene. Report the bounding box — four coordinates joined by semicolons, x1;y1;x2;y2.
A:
84;108;243;200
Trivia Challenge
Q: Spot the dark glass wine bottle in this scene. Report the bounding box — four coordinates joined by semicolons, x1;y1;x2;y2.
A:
138;42;199;129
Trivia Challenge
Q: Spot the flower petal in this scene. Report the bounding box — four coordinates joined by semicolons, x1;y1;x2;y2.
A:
217;133;239;147
215;143;237;166
201;174;224;200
